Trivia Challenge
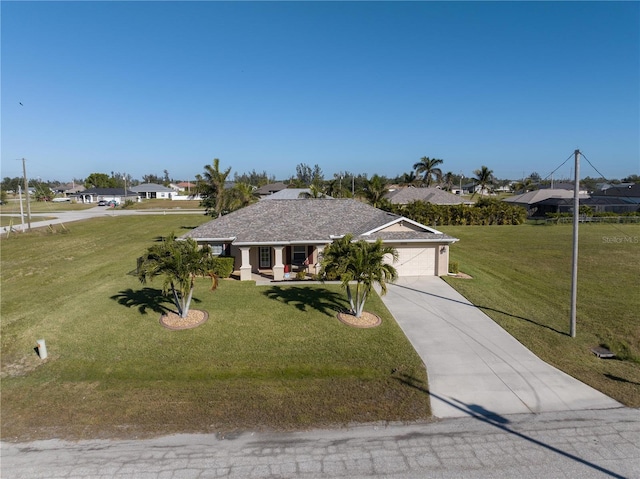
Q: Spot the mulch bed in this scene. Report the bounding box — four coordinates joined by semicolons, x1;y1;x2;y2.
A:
336;311;381;328
160;310;209;330
450;272;473;279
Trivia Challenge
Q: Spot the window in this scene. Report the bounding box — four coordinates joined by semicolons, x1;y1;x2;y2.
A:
293;245;307;264
210;243;224;256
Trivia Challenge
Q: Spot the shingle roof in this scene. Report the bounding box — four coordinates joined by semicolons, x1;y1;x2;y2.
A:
130;183;175;193
591;184;640;198
386;187;468;205
260;188;331;200
255;182;288;195
78;188;136;196
503;189;590;205
182;199;456;245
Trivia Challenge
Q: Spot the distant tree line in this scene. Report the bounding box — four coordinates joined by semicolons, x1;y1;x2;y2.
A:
3;155;638;209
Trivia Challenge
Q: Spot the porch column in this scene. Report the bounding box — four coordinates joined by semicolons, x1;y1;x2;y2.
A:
240;247;252;281
273;246;285;281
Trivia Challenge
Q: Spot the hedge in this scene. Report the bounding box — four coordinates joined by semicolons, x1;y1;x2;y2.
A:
382;198;527;226
212;256;235;278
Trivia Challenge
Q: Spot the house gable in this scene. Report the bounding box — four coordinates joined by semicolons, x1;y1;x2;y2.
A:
376;221;427;233
362;216;444;236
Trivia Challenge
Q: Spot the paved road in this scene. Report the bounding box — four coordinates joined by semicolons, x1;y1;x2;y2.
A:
0;207;205;234
379;277;622;418
2;409;639;478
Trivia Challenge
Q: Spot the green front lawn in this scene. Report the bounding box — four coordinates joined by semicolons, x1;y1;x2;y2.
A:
441;223;640;407
0;215;430;441
122;198;204;210
0;200;94;213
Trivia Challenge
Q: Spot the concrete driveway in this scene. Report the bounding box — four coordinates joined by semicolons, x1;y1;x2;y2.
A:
379;277;622;419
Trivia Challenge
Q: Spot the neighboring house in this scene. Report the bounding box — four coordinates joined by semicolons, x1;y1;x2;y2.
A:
72;188;137;204
385;187;472;205
170;181;202;200
540;182;589;195
261;188;333;200
53;183;85;196
493;184;513;193
255;182;288;197
175;181;197;192
596;182;634;192
588;184;640;213
503;189;590;217
181;199;459;281
591;183;640;199
130;183;175;199
461;182;491;196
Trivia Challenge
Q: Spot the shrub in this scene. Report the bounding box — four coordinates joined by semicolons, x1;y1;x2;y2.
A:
449;261;459;274
211;256;235;278
383;200;527;226
296;269;307;280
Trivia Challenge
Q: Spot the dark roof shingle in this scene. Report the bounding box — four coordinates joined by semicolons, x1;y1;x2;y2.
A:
182;199;457;244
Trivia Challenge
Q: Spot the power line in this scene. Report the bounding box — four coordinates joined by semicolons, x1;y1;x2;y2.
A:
542;152;575;182
578;151;638;238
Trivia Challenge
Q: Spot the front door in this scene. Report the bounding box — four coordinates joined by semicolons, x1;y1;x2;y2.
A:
259;247;271;269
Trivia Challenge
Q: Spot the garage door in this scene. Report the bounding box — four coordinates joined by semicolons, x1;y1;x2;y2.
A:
390;246;436;276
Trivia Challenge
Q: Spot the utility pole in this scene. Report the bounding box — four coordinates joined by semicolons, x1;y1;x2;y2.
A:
570;149;580;338
18;185;25;230
21;158;32;230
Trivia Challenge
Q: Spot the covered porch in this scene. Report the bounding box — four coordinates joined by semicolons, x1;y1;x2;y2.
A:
230;244;324;281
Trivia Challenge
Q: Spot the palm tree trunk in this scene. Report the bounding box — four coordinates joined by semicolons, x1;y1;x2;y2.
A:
345;284;355;314
171;284;183;317
355;290;367;318
181;286;195;318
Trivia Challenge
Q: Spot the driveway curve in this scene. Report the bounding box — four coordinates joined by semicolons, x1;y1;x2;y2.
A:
379;277;621;419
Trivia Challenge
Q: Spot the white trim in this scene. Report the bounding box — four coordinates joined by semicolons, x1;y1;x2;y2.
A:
234;239;328;246
184;236;236;242
374;238;459;244
361;216;444;236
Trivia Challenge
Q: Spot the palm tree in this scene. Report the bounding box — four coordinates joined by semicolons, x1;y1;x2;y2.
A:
137;234;218;318
321;236;398;318
298;183;326;198
472;166;494;198
325;179;340;198
227;182;257;211
361;174;388;208
196;158;232;217
399;171;418;186
413;157;444;187
320;234;357;312
442;171;454;191
513;178;533;194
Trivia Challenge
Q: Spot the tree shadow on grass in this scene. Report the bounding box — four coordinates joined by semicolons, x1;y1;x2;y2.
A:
262;286;349;317
110;287;201;316
604;373;640;386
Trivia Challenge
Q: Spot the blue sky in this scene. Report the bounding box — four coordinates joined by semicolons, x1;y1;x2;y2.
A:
2;1;638;183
